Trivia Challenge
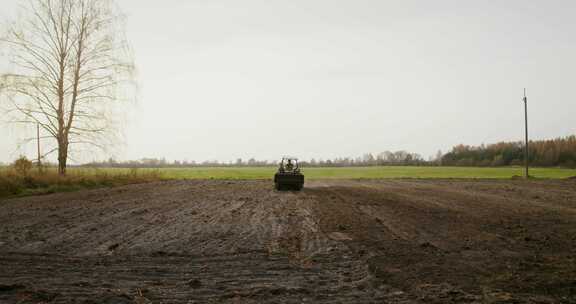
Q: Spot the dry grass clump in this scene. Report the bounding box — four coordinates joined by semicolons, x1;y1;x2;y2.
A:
0;162;160;198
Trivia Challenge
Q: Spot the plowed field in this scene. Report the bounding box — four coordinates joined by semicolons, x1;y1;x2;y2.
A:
1;179;575;303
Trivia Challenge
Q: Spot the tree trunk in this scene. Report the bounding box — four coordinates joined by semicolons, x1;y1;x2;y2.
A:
57;140;68;176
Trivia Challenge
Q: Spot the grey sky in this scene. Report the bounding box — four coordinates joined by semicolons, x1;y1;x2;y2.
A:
1;0;575;163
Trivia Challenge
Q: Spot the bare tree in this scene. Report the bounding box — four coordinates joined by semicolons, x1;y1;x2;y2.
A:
0;0;134;175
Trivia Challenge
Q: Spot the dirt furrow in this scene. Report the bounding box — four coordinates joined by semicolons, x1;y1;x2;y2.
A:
0;179;574;303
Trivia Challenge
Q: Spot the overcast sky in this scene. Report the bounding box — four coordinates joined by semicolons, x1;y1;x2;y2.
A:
1;0;575;163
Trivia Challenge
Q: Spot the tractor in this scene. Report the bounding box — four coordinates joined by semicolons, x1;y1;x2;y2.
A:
274;157;304;191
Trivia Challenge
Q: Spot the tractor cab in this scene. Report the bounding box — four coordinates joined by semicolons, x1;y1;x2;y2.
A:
274;157;304;191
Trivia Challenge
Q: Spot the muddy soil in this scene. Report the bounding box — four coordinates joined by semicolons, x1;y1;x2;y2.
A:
0;179;575;303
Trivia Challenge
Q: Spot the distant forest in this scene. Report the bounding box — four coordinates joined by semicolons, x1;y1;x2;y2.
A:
83;151;427;168
441;135;576;168
75;135;576;169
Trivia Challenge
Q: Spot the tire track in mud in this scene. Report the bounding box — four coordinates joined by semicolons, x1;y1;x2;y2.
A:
305;180;576;303
305;185;450;296
0;180;389;303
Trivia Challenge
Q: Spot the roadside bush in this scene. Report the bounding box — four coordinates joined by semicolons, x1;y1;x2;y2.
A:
12;156;33;176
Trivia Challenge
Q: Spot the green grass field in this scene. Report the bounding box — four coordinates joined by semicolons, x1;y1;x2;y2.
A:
65;166;576;179
2;166;574;198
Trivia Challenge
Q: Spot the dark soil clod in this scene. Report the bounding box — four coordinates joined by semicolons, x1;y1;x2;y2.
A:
0;284;25;292
108;243;120;251
187;279;202;289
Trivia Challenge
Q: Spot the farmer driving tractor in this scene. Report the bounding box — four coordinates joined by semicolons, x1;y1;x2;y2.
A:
285;159;294;172
274;157;304;190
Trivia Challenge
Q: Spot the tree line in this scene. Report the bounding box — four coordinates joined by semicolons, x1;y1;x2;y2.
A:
7;136;574;169
83;151;426;168
441;135;576;168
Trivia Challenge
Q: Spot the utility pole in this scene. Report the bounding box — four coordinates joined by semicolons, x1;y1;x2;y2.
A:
523;89;529;179
37;123;41;171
